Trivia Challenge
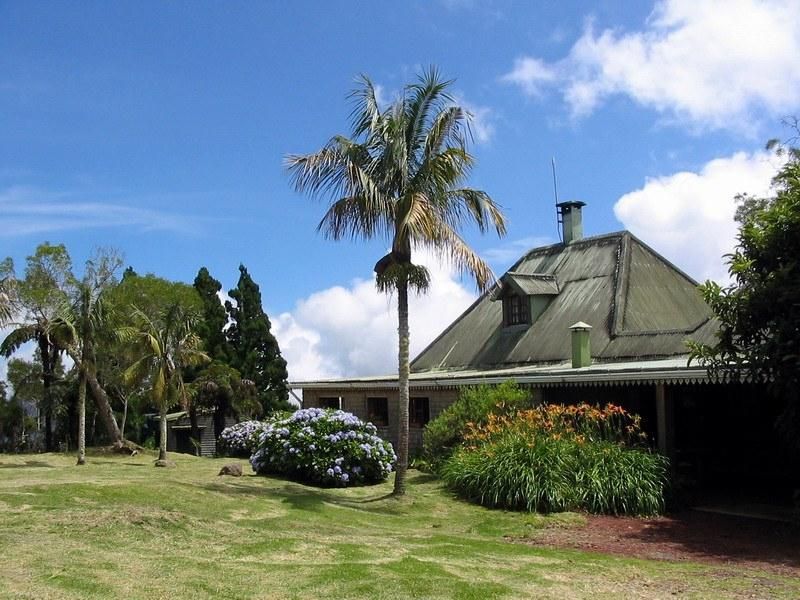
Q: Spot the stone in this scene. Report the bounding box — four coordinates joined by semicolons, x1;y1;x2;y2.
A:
218;463;243;477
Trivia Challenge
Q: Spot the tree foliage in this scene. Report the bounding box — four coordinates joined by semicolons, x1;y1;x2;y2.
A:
1;243;74;451
121;303;209;465
193;267;231;362
225;265;290;414
689;134;800;449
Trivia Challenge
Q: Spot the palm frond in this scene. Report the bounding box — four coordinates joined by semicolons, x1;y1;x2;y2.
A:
423;224;497;291
445;188;507;236
348;74;384;138
0;325;38;357
405;67;454;158
123;355;153;387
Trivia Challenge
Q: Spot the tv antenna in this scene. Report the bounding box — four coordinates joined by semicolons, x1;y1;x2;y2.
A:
552;157;563;242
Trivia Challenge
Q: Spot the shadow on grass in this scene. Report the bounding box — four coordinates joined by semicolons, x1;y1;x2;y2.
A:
0;460;55;469
87;460;149;467
195;476;411;516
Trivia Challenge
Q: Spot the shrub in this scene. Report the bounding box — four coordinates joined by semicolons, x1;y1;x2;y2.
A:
250;408;396;487
422;381;531;470
441;403;669;516
574;442;668;516
219;420;269;457
464;403;649;448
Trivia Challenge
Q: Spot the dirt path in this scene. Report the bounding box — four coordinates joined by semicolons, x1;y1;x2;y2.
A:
518;510;800;576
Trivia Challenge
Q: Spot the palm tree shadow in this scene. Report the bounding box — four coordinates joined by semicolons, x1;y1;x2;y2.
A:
0;460;55;469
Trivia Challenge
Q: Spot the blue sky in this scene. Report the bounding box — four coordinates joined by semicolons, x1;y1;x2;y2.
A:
2;0;799;381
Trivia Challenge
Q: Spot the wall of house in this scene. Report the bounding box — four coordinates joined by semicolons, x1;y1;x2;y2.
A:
303;387;460;453
167;414;236;457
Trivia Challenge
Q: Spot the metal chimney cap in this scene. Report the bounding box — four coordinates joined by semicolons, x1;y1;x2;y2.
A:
556;200;586;210
569;321;593;331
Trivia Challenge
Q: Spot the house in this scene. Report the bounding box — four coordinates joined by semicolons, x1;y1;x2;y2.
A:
296;202;791;497
164;411;235;457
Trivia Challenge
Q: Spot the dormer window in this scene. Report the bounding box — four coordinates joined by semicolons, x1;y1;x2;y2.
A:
491;272;560;328
503;294;530;326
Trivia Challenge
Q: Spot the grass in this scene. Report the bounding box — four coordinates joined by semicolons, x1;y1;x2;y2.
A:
0;451;796;599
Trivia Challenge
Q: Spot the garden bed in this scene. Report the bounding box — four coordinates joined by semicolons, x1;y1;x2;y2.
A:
516;510;800;576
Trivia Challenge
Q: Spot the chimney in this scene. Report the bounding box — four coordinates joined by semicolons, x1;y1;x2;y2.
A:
569;321;592;368
557;201;586;243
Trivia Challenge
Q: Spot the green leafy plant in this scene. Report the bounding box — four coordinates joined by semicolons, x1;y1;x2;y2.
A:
441;402;668;515
422;381;530;470
250;408;396;487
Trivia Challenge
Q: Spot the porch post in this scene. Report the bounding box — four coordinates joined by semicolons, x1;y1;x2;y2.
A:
655;383;674;457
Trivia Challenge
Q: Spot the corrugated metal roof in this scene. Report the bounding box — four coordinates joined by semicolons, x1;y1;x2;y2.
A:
411;231;716;373
490;272;559;299
292;357;716;389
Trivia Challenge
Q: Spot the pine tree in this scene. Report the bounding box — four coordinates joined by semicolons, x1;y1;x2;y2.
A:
225;265;290;414
193;267;231;362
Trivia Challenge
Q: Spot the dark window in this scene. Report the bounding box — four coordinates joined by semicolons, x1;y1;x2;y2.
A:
503;294;530;326
409;397;430;427
319;397;341;410
367;397;389;427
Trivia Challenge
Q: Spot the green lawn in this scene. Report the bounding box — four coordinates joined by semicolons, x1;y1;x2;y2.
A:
0;451;795;599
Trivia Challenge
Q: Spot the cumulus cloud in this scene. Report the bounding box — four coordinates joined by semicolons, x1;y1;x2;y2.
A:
614;151;780;283
502;0;800;131
501;57;556;97
452;95;496;144
272;250;477;382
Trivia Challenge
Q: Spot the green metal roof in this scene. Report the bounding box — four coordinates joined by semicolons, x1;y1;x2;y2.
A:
411;231;717;373
293;357;715;389
489;272;559;299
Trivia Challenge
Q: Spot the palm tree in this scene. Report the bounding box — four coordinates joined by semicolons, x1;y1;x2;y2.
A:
286;68;506;495
122;304;208;466
59;285;112;465
1;251;73;453
0;275;15;326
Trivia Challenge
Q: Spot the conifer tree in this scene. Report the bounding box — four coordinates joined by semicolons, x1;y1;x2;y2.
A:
225;265;290;414
193;267;231;362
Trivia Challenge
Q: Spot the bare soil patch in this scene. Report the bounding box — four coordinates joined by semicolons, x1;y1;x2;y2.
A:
516;510;800;576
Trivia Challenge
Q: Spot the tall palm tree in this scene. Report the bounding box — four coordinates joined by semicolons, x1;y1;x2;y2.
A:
286;68;506;495
0;275;15;326
1;252;72;453
52;250;122;464
122;304;208;466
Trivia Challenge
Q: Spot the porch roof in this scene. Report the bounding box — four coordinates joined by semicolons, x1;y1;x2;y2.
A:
291;356;719;390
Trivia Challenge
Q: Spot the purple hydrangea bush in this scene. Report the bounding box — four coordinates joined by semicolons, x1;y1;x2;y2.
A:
250;408;396;487
219;420;270;458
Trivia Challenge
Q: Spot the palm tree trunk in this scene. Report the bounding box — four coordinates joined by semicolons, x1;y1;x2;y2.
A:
393;280;410;496
67;348;123;447
189;405;200;456
157;405;168;463
76;368;86;465
38;336;54;452
120;395;128;439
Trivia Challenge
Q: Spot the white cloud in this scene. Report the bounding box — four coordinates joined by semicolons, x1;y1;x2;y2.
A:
614;151;780;283
503;0;800;132
0;185;203;236
454;95;496;144
501;57;557;97
272;250;477;382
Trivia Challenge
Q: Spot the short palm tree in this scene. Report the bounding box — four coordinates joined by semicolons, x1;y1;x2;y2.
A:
286;68;506;495
122;304;208;466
